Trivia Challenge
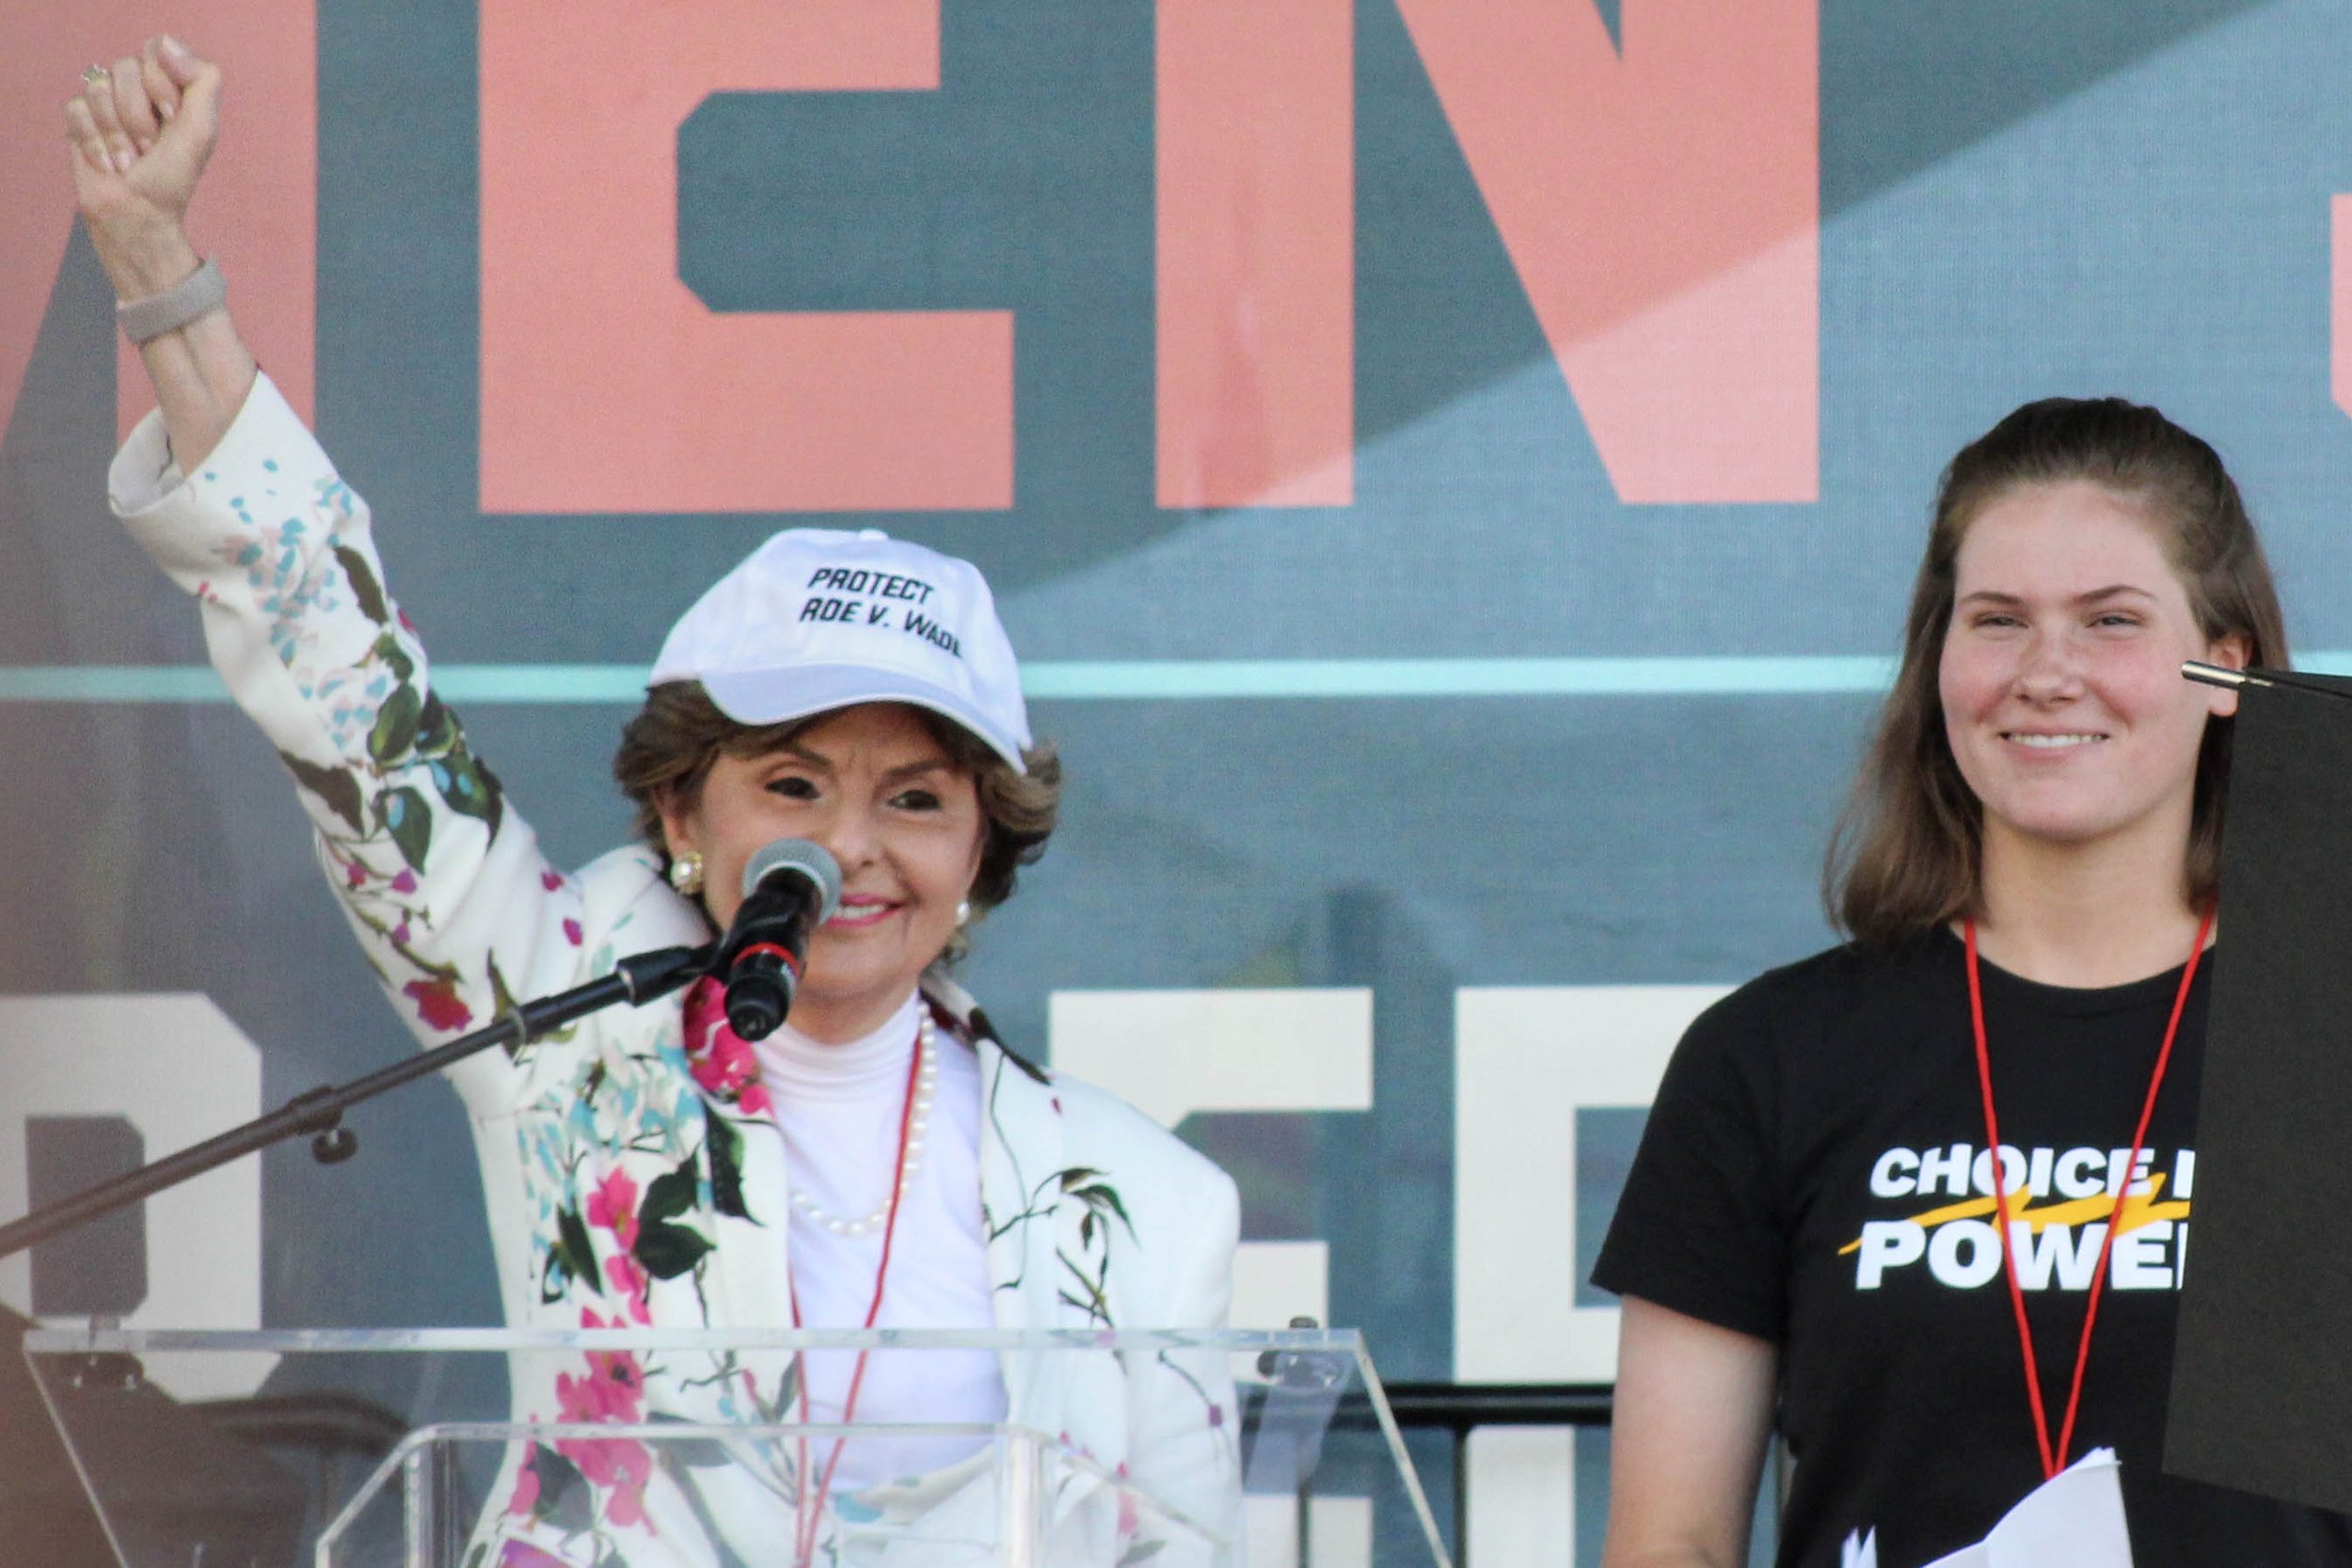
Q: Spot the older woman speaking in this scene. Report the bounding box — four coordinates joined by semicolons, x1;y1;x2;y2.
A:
69;37;1238;1567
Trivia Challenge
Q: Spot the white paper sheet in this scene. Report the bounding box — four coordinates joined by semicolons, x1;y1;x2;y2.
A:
1918;1449;2134;1568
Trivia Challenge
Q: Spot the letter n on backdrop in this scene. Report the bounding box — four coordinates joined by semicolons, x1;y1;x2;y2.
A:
1395;0;1819;503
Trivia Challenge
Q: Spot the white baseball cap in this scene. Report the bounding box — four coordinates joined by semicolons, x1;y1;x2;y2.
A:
649;528;1032;772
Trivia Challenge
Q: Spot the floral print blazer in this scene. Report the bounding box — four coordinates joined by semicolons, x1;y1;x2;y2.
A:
110;376;1242;1566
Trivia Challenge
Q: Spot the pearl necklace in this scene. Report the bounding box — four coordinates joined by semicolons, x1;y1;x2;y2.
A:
787;1008;937;1238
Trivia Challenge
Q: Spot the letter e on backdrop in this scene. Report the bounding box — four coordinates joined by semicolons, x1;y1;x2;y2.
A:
478;0;1012;514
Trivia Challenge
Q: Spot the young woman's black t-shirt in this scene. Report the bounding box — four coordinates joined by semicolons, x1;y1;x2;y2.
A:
1593;932;2352;1568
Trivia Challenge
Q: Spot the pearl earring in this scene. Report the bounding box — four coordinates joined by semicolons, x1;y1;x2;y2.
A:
955;899;973;927
668;850;705;896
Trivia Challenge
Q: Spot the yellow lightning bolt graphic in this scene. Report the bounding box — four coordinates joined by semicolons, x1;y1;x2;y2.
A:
1837;1171;2188;1256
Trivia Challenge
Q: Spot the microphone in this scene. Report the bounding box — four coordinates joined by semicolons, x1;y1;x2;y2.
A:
715;839;843;1041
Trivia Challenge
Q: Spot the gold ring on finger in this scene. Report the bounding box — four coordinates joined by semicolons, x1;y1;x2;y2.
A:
82;64;109;86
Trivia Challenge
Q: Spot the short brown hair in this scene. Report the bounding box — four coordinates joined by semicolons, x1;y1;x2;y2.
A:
613;683;1061;919
1826;397;2288;945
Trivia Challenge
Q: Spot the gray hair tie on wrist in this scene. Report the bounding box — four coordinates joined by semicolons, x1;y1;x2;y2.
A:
117;257;227;345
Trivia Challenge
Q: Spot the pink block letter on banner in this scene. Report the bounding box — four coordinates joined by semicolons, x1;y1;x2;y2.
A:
1158;0;1355;510
0;6;315;441
1395;0;1818;504
479;2;1012;515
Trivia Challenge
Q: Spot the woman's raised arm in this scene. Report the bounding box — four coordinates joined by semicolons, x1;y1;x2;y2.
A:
66;35;255;468
72;38;600;1099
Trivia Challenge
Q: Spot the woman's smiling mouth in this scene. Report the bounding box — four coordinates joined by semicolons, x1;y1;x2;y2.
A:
824;895;900;929
2002;731;2108;749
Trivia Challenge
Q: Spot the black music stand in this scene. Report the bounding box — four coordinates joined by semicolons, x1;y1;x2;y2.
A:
2167;663;2352;1510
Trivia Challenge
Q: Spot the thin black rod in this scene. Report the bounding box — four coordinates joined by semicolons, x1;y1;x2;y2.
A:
0;942;713;1265
2184;661;2352;704
1364;1382;1615;1431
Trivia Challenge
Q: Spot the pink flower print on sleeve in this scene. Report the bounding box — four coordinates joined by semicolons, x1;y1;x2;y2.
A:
691;1027;771;1116
584;1174;654;1321
603;1253;652;1323
585;1168;639;1250
682;977;772;1115
553;1314;656;1529
404;974;472;1032
556;1319;646;1424
1114;1461;1139;1538
596;1462;651;1529
506;1450;541;1516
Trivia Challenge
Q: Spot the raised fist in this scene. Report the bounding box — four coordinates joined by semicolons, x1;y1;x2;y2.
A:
65;37;222;294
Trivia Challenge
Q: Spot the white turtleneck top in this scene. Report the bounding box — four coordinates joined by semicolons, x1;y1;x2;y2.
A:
751;989;1007;1489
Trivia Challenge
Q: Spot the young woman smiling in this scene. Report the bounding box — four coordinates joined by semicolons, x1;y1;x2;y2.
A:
72;39;1238;1568
1594;399;2352;1567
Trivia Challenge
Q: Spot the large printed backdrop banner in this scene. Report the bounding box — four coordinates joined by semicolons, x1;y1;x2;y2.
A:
8;0;2352;1556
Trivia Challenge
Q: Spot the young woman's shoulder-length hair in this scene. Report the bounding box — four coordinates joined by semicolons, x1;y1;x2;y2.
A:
1824;396;2290;946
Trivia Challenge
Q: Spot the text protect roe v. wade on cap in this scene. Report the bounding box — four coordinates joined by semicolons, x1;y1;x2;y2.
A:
649;528;1032;773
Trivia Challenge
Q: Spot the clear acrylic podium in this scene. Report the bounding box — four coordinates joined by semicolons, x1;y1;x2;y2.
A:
23;1326;1449;1568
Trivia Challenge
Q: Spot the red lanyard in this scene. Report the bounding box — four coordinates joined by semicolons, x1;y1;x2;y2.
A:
787;1018;926;1568
1964;911;2212;1481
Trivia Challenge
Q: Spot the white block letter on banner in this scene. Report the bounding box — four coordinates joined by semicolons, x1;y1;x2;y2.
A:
0;996;265;1397
1049;989;1371;1328
1454;985;1725;1383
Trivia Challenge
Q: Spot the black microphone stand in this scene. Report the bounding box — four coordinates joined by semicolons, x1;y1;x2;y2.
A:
0;942;715;1264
